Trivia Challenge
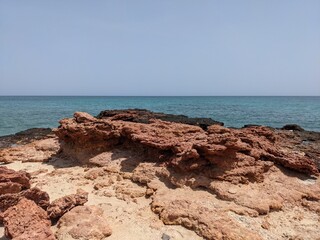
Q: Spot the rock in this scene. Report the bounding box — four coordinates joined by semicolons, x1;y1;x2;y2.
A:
0;128;53;150
84;168;106;180
162;233;171;240
21;187;50;209
55;112;319;183
47;189;88;219
0;166;49;222
151;188;263;240
97;108;224;130
0;182;22;195
114;181;146;200
0;138;59;163
0;166;31;193
3;198;55;240
0;187;50;222
56;205;112;240
282;124;304;131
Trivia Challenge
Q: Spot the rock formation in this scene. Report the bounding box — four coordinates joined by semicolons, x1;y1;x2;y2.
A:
51;110;320;240
97;108;224;130
0;166;31;193
1;110;320;240
0;128;59;164
3;198;55;240
0;167;88;239
47;189;88;219
55;112;319;182
0;187;50;222
56;205;112;240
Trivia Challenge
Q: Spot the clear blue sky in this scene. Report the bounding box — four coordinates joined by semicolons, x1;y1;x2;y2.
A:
1;0;319;96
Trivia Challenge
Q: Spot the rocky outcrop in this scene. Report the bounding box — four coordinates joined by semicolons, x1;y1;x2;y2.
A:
151;188;263;240
47;189;88;219
55;112;319;185
0;128;53;149
0;188;50;222
0;138;59;163
0;167;90;239
0;128;59;164
2;110;320;240
97;109;224;129
51;111;320;239
281;124;304;131
0;167;50;222
3;198;55;240
56;205;112;240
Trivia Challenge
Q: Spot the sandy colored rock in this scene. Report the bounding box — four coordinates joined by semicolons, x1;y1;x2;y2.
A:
56;205;112;240
84;168;106;180
0;138;59;163
151;187;262;240
3;198;55;240
47;189;88;219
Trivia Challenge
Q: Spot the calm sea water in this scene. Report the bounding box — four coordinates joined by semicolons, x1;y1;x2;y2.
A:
0;96;319;136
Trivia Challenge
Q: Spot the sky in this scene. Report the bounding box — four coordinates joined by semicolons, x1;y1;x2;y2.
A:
0;0;319;96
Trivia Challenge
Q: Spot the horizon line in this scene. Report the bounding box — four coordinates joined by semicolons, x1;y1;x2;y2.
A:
0;95;319;97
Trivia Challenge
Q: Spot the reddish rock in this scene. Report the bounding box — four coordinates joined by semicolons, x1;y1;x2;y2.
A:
20;187;50;209
0;166;31;193
55;112;319;185
3;198;55;240
47;189;88;219
0;182;22;195
0;187;50;222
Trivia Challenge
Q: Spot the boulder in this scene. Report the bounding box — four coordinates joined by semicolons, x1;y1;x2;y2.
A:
0;166;31;193
47;189;88;219
282;124;304;131
3;198;55;240
0;187;50;222
56;205;112;240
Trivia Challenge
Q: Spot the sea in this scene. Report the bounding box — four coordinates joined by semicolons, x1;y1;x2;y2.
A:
0;96;319;136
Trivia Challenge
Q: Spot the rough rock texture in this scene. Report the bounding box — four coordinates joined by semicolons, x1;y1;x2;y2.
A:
50;111;320;239
281;124;304;131
0;138;59;164
0;167;50;223
151;187;263;240
1;110;320;240
97;108;224;130
55;112;319;183
3;198;55;240
0;187;50;222
47;189;88;219
0;128;53;149
0;166;31;194
0;128;59;163
56;205;112;240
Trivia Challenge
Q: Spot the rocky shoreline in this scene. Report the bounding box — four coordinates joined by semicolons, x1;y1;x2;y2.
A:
0;109;320;240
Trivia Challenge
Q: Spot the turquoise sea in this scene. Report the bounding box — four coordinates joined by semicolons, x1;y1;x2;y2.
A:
0;96;319;136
